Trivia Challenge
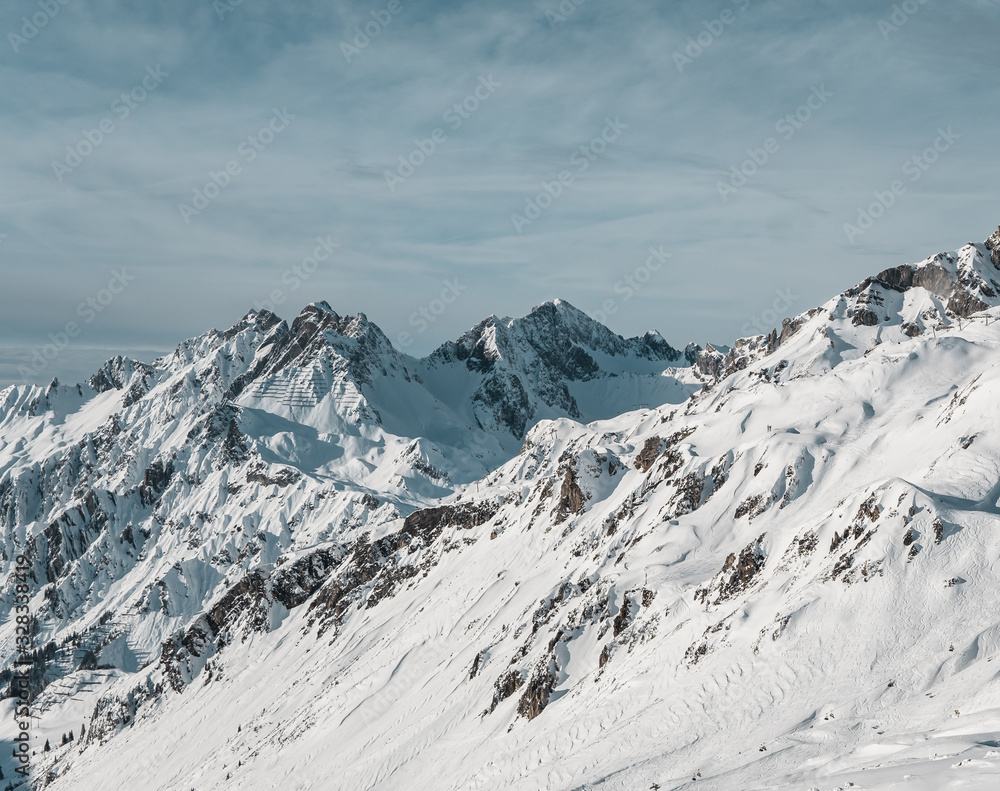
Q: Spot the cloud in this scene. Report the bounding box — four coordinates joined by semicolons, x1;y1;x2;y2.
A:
1;0;999;381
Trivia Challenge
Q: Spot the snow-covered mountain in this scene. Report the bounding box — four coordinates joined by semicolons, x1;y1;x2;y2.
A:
4;229;1000;791
422;299;698;440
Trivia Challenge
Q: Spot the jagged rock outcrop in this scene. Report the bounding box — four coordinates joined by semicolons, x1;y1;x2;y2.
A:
426;299;688;437
985;225;1000;268
8;225;1000;791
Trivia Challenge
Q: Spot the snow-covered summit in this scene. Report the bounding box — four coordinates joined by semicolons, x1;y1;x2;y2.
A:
5;226;1000;791
435;298;683;372
695;227;1000;384
424;299;693;438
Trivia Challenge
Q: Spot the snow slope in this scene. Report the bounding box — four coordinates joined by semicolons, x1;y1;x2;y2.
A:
3;229;1000;790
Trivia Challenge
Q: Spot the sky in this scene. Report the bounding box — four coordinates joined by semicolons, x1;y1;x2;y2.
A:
1;0;999;387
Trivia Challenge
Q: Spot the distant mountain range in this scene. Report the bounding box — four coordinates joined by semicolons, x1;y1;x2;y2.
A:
3;225;1000;791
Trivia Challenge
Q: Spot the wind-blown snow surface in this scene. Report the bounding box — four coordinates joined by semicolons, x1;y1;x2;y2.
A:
4;233;1000;790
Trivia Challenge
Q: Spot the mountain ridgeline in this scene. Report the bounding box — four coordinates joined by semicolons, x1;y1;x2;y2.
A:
2;226;1000;791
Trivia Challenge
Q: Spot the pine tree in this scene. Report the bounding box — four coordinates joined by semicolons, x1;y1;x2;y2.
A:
69;730;74;741
80;722;86;737
44;739;51;752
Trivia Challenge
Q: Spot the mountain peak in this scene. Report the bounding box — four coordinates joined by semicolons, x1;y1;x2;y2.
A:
529;297;581;316
863;242;1000;322
224;307;284;341
435;299;684;374
986;225;1000;267
12;224;1000;791
305;299;337;316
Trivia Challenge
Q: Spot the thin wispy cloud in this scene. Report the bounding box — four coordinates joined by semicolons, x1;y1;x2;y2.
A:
1;0;998;386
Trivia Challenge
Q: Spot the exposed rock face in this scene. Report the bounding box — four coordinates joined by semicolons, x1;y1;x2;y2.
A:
698;534;767;605
271;548;343;609
401;501;500;541
489;670;524;713
911;264;956;297
157;546;342;697
986;225;1000;268
613;596;633;637
140;459;174;507
874;264;915;291
683;342;701;365
666;471;706;518
269;302;397;387
96;493;501;737
695;344;726;380
469;649;486;680
853;308;881;327
222;307;282;342
634;437;664;472
38;489;113;584
690;233;1000;390
10;226;1000;791
245;463;300;488
947;287;991;319
697;334;782;382
86;677;164;746
473;369;535;437
90;356;154;395
779;317;802;344
857;252;996;320
0;297;697;754
554;467;586;523
305;499;500;637
428;299;686;438
516;657;558;720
